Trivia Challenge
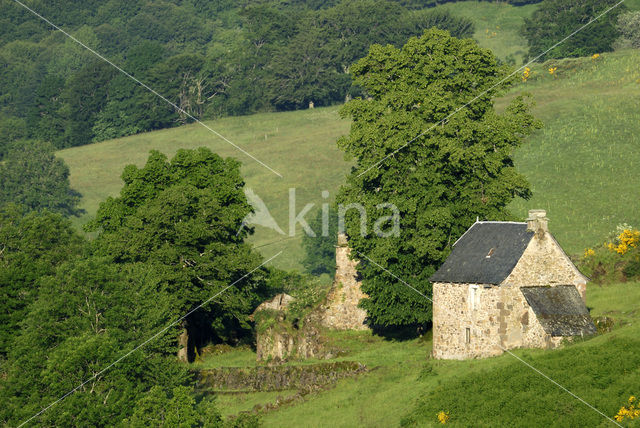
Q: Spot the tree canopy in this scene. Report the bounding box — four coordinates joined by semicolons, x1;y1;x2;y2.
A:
0;148;269;426
337;29;541;328
522;0;625;60
0;140;83;216
88;148;272;348
0;0;475;150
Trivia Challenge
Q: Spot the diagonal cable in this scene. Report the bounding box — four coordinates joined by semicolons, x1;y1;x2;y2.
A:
11;0;283;178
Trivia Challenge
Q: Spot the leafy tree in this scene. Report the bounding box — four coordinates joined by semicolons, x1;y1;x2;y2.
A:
522;0;626;60
0;140;83;216
27;74;66;144
87;148;273;352
0;115;27;160
267;26;349;109
58;60;116;147
125;386;223;427
337;29;541;328
0;204;84;355
616;11;640;49
0;256;194;426
302;206;339;277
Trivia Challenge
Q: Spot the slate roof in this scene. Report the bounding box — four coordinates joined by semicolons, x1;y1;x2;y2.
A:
429;222;534;284
521;286;597;336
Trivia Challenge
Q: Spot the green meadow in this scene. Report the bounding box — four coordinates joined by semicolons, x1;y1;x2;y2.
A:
191;281;640;427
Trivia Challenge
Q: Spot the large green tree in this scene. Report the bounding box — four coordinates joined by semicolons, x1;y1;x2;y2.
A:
522;0;625;60
0;204;84;355
0;256;198;426
0;140;82;216
87;148;272;353
337;29;541;328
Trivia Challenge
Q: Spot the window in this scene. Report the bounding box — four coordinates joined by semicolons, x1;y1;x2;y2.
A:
469;285;479;310
465;328;471;344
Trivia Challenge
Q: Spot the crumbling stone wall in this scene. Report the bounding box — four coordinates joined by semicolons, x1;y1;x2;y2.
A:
196;361;366;392
318;235;368;330
432;282;561;360
503;232;587;300
253;294;325;361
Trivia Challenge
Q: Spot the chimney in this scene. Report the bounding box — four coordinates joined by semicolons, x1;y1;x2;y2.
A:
526;209;548;237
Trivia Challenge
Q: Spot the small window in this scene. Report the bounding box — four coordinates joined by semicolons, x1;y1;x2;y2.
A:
469;285;479;311
465;328;471;344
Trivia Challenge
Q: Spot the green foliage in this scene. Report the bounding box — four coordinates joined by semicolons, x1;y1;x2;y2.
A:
337;29;540;327
1;0;476;146
302;206;339;277
125;386;223;428
265;269;331;325
522;0;626;60
578;225;640;283
0;255;195;426
88;148;272;346
0;204;84;355
0;140;82;216
616;11;640;48
0;115;27;160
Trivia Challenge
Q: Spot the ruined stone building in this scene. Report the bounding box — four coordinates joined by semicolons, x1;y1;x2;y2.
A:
318;233;368;331
430;210;596;360
252;233;368;361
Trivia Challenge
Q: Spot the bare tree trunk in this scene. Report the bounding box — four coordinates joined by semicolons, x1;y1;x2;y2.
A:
177;322;189;363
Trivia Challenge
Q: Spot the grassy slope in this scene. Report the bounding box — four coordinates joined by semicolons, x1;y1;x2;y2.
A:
59;107;351;271
506;50;640;253
195;282;640;427
59;1;640;267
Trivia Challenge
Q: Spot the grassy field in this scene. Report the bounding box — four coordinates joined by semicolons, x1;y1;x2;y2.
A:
506;50;640;254
59;51;640;266
193;281;640;427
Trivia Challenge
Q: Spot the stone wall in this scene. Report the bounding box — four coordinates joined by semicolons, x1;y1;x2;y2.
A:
432;282;561;360
503;231;587;300
318;235;368;330
196;361;366;392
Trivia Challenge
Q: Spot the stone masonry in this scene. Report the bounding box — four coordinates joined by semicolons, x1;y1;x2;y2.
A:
432;210;589;359
432;282;562;359
318;234;369;330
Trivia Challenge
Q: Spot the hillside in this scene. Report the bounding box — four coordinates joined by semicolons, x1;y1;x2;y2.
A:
191;281;640;427
60;48;640;269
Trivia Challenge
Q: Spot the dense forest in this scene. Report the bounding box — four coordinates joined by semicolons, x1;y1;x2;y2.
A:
0;0;489;156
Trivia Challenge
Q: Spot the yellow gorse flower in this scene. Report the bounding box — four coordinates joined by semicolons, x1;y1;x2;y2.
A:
614;396;640;421
584;248;595;257
607;229;640;255
522;67;531;82
548;67;557;75
592;53;600;60
437;411;450;424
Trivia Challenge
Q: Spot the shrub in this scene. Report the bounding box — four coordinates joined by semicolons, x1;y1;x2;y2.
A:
522;0;626;60
615;11;640;49
579;224;640;283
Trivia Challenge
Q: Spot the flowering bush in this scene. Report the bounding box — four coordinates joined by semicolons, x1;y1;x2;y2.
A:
436;411;450;424
579;224;640;283
615;396;640;422
607;228;640;255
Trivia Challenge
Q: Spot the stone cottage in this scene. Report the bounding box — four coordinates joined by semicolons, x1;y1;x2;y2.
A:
430;210;596;360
